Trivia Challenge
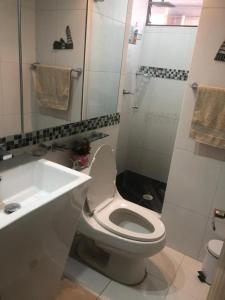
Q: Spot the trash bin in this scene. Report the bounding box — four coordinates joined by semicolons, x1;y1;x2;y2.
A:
201;239;224;285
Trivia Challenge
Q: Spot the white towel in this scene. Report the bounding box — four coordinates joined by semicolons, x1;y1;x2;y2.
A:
34;64;72;111
190;86;225;149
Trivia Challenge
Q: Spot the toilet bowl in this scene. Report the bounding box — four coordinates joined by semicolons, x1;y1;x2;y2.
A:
77;145;166;285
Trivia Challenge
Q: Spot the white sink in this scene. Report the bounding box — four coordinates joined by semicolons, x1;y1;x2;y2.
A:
0;158;91;299
0;159;90;230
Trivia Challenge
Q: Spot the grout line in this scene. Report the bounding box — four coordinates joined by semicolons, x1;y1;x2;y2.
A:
97;280;112;299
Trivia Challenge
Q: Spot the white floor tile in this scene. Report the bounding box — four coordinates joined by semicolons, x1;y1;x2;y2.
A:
100;273;169;300
171;256;210;300
147;246;185;285
64;257;111;296
165;287;198;300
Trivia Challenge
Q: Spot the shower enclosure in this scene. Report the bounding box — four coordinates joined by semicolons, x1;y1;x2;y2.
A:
117;0;202;213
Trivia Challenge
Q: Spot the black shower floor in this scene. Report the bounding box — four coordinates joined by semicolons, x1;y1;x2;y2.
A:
116;170;167;214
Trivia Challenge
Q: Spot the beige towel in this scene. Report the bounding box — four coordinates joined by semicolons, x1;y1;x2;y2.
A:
190;86;225;149
34;64;72;111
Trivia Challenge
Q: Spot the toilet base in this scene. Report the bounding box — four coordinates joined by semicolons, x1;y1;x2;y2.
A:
76;237;148;286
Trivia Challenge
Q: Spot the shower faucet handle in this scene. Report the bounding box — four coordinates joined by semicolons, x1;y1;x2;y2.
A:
123;89;134;95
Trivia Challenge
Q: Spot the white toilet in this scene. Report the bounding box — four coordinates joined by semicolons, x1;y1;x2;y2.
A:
76;145;166;285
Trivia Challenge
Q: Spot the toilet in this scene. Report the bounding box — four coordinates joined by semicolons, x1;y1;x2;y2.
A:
76;145;166;285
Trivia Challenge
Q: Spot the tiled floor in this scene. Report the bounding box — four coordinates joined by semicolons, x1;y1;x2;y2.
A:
64;246;210;300
56;279;97;300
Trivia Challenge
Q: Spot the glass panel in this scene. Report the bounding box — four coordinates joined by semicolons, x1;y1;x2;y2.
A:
82;0;128;119
0;0;21;138
147;0;203;26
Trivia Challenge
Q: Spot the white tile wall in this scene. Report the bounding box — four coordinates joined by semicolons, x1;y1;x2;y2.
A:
162;0;225;260
140;26;197;70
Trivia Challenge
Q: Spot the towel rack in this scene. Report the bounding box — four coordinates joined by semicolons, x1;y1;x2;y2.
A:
190;82;198;90
30;63;83;77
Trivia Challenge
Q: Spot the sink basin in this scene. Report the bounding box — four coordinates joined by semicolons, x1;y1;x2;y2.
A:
0;158;91;300
0;159;91;230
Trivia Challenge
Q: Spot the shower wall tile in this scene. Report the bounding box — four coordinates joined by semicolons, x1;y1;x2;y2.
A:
138;78;186;115
140;26;197;70
139;149;172;183
144;116;179;157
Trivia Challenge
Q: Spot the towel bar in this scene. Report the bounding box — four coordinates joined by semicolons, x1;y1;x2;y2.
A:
190;82;198;90
31;63;83;77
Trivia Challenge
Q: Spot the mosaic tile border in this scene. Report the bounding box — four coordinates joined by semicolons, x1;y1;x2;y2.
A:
0;113;120;151
139;66;189;81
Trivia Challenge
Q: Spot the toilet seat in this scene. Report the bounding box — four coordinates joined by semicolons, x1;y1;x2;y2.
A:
86;144;165;243
94;198;165;242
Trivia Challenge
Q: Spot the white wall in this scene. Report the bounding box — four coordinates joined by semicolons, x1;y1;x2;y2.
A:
162;0;225;260
0;0;22;137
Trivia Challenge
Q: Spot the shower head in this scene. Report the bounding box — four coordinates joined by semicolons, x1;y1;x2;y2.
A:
150;0;175;8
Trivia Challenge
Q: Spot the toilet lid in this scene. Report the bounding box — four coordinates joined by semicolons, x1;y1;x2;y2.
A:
207;239;223;258
87;145;117;213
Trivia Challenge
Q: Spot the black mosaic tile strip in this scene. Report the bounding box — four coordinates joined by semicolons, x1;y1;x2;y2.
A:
0;113;120;151
215;40;225;62
139;66;189;81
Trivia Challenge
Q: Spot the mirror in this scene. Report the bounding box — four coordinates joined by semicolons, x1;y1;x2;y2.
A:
0;0;21;138
82;0;128;119
20;0;128;134
21;0;87;133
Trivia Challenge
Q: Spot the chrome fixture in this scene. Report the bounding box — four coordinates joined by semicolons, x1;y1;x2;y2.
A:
150;0;175;8
190;82;198;90
31;63;83;77
123;89;134;95
0;144;13;161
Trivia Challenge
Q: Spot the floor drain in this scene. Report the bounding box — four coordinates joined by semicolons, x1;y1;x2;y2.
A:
143;194;154;201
